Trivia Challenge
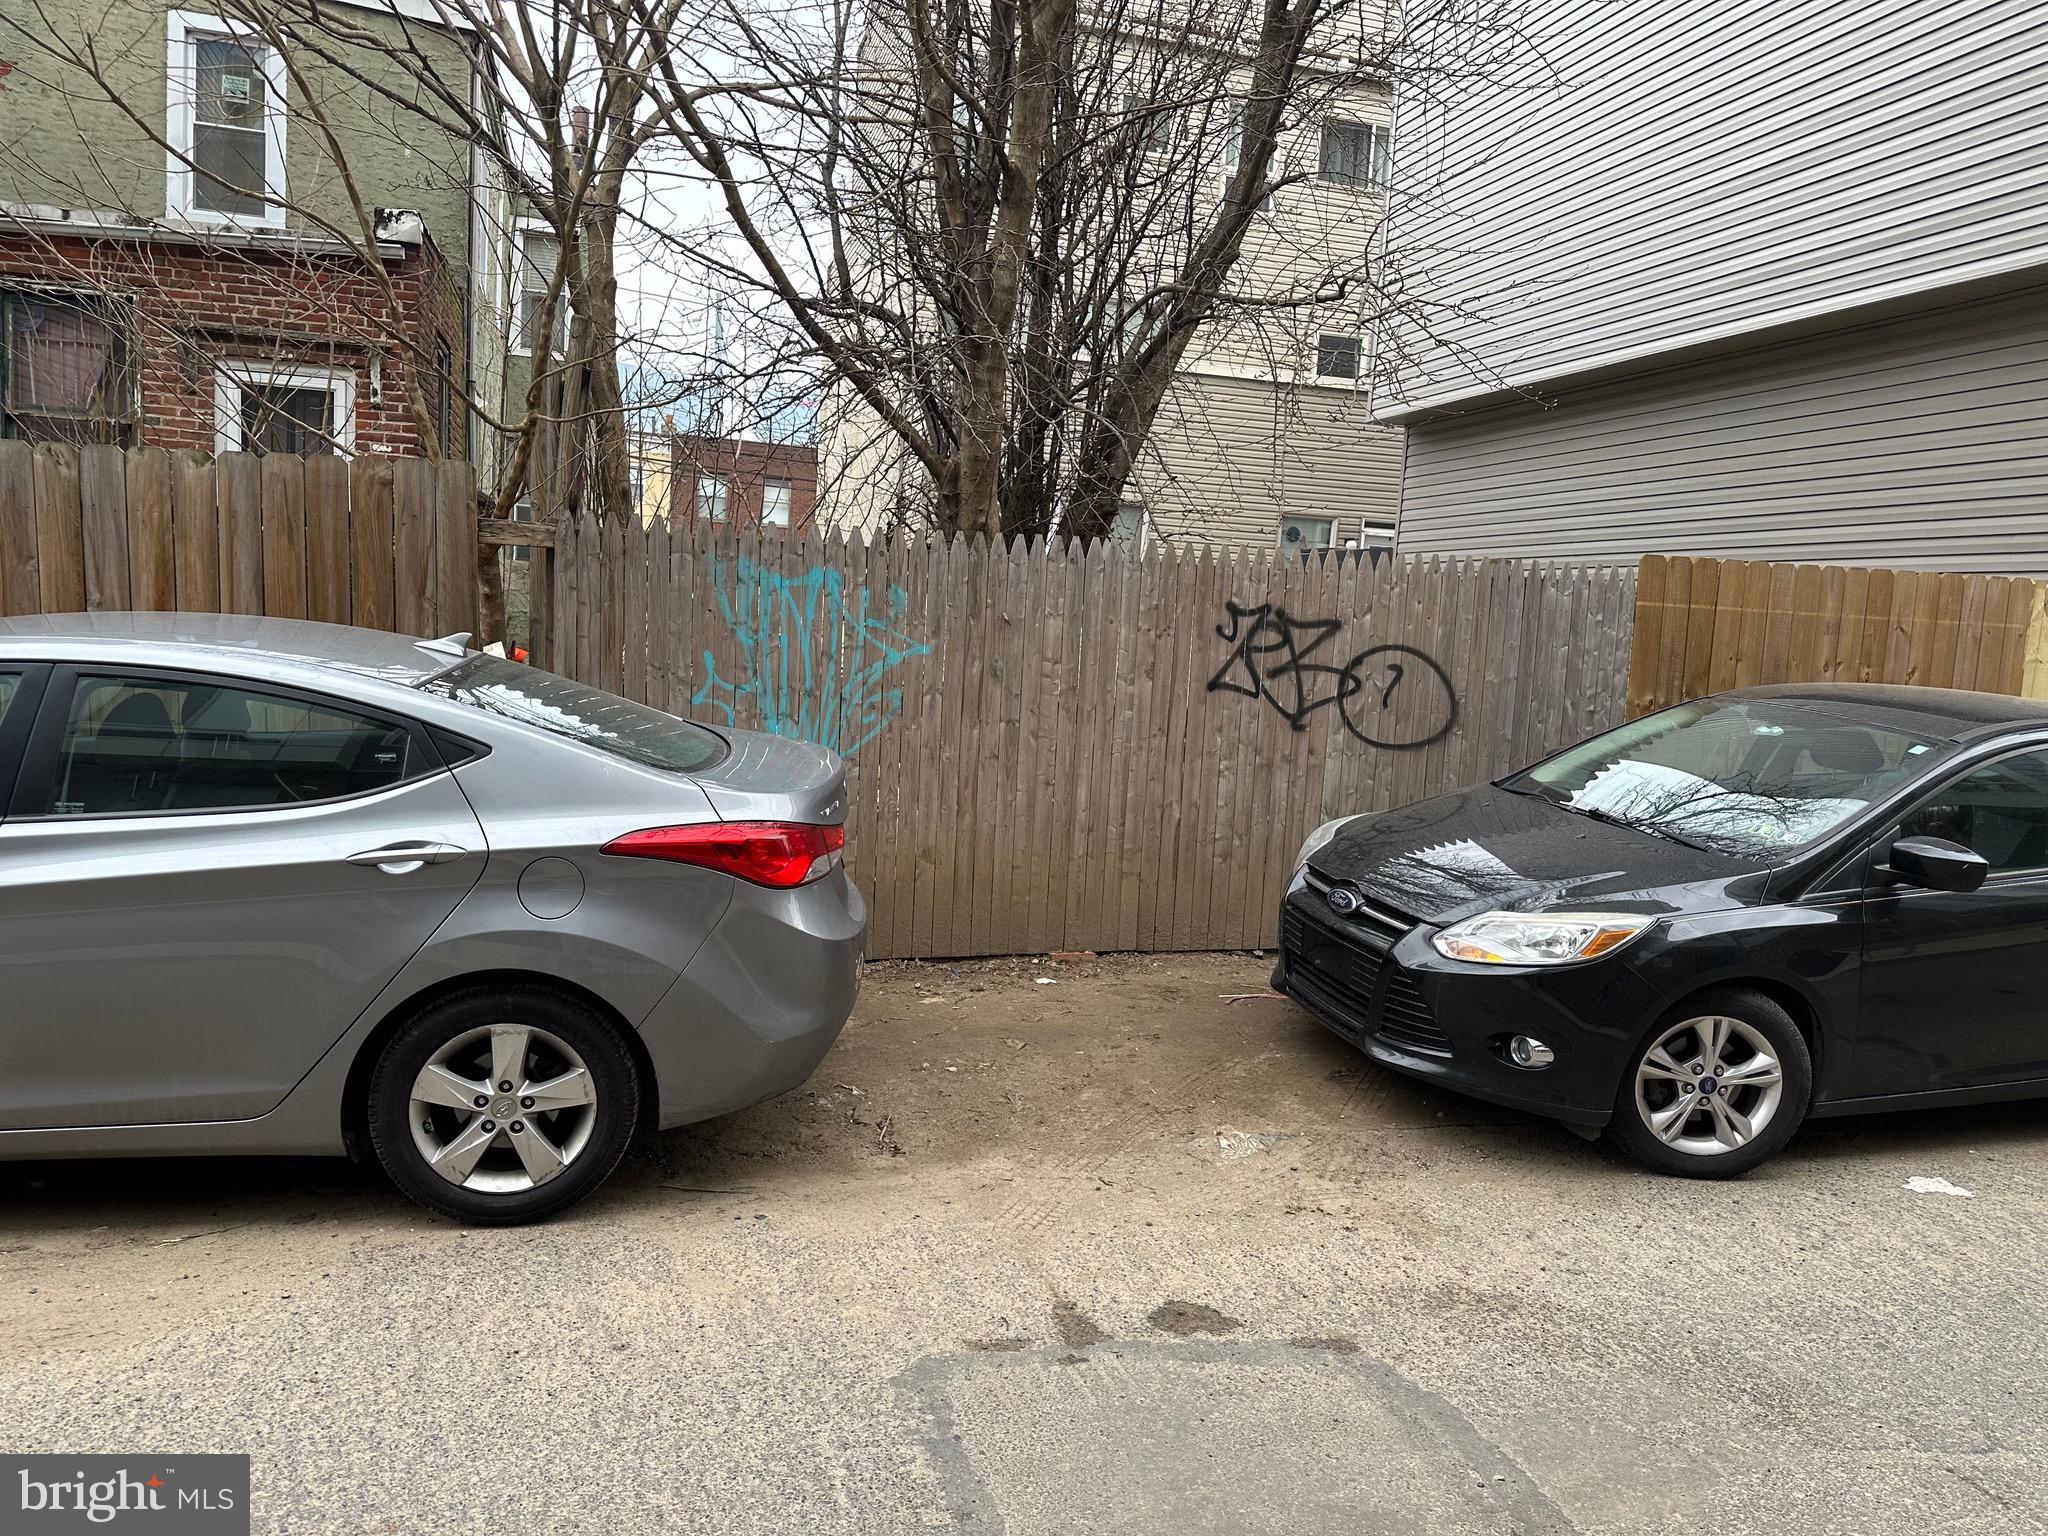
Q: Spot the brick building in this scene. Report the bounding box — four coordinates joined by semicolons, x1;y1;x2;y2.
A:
0;215;463;456
669;435;818;533
1;0;484;462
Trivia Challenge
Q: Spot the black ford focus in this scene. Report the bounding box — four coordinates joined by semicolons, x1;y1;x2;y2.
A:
1273;682;2048;1176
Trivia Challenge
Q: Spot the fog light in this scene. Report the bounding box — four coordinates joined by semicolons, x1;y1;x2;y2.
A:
1508;1035;1555;1069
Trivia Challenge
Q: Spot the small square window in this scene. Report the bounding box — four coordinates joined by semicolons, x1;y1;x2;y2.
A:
1318;120;1389;190
1280;516;1334;553
1316;334;1362;382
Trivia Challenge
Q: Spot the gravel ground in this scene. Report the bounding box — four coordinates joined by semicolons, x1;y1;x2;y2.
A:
2;951;2044;1533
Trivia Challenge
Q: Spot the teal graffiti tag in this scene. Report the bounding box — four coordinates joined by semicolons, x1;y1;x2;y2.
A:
692;556;930;756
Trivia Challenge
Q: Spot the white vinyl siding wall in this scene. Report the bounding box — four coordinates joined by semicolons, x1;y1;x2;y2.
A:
1378;0;2048;417
1138;373;1403;546
1395;284;2048;574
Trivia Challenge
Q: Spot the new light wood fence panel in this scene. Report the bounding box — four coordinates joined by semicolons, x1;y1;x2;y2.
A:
0;442;478;636
551;516;1640;959
1626;552;2046;716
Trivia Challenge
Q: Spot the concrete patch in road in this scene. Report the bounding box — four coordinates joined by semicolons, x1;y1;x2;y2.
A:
898;1337;1578;1536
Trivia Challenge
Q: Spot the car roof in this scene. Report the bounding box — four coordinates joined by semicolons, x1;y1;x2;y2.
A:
1723;682;2048;739
0;613;465;687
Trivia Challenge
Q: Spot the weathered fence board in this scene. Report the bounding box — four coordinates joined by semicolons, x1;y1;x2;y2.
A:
549;515;1640;959
0;444;481;639
1627;553;2044;715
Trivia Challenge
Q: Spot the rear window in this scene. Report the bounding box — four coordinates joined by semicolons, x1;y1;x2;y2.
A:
427;658;727;775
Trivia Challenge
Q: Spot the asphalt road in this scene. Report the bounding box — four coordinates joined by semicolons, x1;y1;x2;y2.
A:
3;952;2044;1534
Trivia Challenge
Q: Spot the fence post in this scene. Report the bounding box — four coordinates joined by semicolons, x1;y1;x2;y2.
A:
529;535;555;665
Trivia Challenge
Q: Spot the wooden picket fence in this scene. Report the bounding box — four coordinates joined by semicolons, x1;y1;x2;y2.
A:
1627;553;2048;716
13;444;2048;959
546;514;1640;958
0;441;480;635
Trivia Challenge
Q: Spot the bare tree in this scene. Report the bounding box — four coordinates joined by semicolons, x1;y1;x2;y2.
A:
640;0;1527;541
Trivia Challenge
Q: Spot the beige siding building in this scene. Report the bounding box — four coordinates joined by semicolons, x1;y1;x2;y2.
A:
817;11;1404;553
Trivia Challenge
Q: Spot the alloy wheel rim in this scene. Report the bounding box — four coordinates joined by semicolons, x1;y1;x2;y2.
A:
1632;1014;1784;1157
408;1024;598;1193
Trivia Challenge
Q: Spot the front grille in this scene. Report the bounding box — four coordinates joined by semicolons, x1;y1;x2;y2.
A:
1280;906;1384;1027
1377;968;1453;1056
1281;899;1453;1059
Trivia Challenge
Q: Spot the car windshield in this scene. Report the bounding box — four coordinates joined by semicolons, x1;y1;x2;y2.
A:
427;657;727;775
1502;698;1943;857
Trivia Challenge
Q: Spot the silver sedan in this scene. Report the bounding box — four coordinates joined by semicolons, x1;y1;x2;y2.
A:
0;614;864;1223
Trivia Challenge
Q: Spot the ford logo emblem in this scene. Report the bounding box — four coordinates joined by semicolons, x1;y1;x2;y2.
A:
1326;886;1362;916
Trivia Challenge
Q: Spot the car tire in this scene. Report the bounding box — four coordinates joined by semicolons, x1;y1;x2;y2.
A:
366;984;641;1225
1607;988;1812;1179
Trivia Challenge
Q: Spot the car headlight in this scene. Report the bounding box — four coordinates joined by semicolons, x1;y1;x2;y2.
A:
1294;817;1355;871
1431;911;1653;966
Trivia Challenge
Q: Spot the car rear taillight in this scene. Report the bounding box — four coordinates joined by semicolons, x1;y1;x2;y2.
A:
601;821;846;888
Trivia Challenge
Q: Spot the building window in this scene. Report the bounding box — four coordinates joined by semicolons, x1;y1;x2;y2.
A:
1279;516;1334;553
1316;334;1362;382
695;471;728;522
1317;120;1389;190
508;499;533;563
0;292;135;445
1110;500;1145;550
1124;97;1171;157
1221;105;1274;214
761;477;793;528
514;227;567;357
213;364;355;456
166;11;286;228
1358;521;1395;548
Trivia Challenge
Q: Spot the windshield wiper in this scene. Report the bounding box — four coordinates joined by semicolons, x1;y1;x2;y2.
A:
1561;802;1716;851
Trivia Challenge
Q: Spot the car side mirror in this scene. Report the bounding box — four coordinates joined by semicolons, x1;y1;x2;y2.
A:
1885;836;1989;893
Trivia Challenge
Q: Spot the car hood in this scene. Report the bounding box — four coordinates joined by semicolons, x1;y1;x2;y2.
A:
1305;783;1772;926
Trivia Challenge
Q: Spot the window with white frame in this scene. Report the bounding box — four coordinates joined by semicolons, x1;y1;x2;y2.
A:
695;471;728;522
514;227;567;357
508;499;534;563
1316;333;1362;382
761;477;793;528
1279;515;1334;553
1111;500;1146;550
1220;105;1275;214
1317;120;1389;190
213;364;354;456
166;11;286;227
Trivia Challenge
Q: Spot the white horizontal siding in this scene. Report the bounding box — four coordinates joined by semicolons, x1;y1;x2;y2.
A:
1395;284;2048;574
1378;0;2048;412
1137;372;1403;547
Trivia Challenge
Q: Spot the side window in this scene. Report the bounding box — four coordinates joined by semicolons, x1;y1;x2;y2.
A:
0;674;20;722
1897;748;2048;878
42;676;419;817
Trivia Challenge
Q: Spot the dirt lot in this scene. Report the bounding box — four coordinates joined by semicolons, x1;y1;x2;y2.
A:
3;953;2046;1533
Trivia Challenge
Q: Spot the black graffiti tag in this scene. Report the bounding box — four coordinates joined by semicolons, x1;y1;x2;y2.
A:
1207;601;1458;750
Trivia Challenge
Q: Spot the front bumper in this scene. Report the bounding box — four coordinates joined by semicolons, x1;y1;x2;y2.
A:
637;867;866;1129
1273;888;1661;1128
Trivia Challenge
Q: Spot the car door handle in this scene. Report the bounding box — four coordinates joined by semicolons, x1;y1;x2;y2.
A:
346;841;470;873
